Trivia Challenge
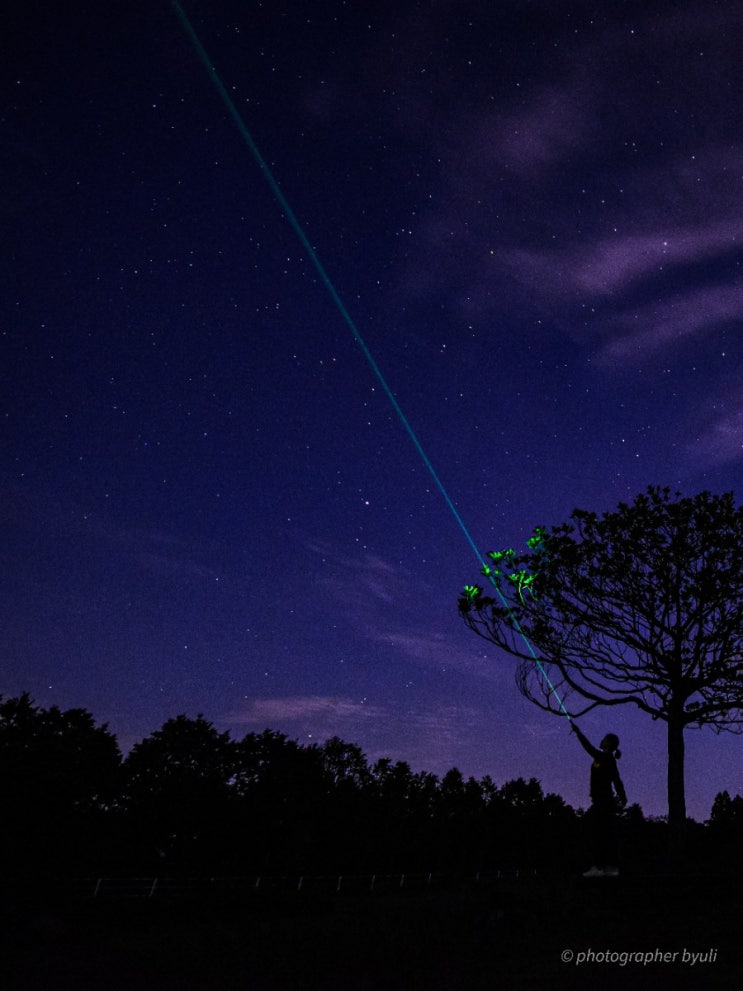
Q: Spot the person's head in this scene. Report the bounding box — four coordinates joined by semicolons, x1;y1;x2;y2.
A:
601;733;621;758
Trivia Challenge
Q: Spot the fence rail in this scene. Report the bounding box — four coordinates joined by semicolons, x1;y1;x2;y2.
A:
59;870;537;900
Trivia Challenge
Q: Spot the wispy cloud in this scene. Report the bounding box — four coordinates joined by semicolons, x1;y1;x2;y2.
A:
228;694;387;728
375;4;743;375
3;481;223;588
572;222;742;298
102;524;220;581
305;539;506;681
470;81;595;175
685;403;743;468
225;693;486;775
596;283;743;365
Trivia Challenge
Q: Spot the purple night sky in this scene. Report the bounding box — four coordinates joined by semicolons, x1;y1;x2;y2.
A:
4;0;743;820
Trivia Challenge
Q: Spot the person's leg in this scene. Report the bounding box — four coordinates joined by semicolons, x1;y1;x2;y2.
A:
593;803;612;868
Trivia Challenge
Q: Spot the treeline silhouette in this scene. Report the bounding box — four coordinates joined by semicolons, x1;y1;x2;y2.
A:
1;694;738;877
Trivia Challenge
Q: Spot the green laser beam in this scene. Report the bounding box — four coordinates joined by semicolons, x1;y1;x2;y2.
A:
170;0;571;721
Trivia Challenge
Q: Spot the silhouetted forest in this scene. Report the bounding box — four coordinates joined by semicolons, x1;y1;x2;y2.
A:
3;694;740;878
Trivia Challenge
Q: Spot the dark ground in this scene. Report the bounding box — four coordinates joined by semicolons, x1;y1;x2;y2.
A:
1;872;739;990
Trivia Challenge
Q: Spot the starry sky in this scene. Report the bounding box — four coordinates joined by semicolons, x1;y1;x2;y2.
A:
4;0;743;821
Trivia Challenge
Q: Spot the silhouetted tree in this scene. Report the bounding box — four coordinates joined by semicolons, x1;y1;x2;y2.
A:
232;729;326;872
315;737;375;870
371;757;415;803
460;487;743;855
498;776;544;810
707;789;743;864
122;714;237;871
481;776;570;869
709;789;743;826
233;728;320;803
0;693;121;873
368;759;419;868
320;736;371;790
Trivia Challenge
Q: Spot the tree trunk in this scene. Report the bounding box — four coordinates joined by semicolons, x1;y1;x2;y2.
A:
666;710;687;863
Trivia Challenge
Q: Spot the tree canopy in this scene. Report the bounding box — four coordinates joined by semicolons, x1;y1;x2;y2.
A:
0;693;122;873
459;486;743;847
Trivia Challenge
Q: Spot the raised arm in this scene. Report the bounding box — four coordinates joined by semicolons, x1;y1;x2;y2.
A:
570;723;601;760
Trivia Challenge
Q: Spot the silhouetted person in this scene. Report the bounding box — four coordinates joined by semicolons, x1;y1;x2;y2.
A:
571;722;627;877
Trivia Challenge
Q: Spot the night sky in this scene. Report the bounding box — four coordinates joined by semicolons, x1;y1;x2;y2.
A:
5;0;743;821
